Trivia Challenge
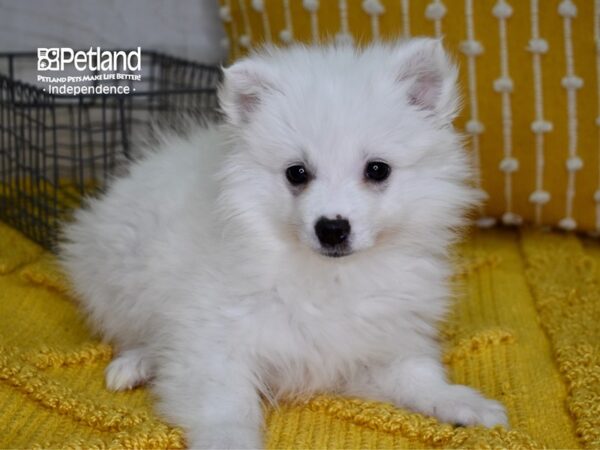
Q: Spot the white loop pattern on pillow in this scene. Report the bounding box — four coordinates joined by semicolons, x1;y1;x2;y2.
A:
559;217;577;230
335;33;353;45
500;157;519;173
362;0;384;38
566;156;584;171
529;0;551;226
337;0;352;45
303;0;319;13
466;119;484;135
251;0;264;12
531;120;553;134
279;29;293;43
219;5;232;22
561;75;583;89
463;0;491;222
529;190;551;205
528;38;549;54
559;0;580;230
425;2;447;21
401;0;410;38
303;0;319;43
476;217;497;228
239;34;251;48
558;0;577;18
596;0;600;231
494;0;517;222
493;77;513;93
492;1;513;19
459;39;484;56
475;188;490;202
425;1;446;38
237;0;254;48
281;0;294;44
502;212;523;225
362;0;384;15
255;0;272;43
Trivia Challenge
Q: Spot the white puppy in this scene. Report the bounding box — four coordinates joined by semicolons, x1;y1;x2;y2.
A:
60;39;508;449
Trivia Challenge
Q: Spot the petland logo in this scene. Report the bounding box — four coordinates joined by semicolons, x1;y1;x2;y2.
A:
37;47;142;95
38;47;141;72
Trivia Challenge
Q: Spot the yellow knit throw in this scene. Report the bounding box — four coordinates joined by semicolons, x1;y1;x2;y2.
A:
0;221;598;449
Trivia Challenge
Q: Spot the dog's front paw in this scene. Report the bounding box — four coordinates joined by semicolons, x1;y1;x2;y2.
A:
424;384;508;428
105;349;150;391
187;425;262;450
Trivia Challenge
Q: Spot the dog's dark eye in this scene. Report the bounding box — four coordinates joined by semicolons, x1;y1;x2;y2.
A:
286;164;310;186
365;161;391;182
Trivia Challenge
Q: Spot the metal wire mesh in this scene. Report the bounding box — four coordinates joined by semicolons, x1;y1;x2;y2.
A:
0;50;221;249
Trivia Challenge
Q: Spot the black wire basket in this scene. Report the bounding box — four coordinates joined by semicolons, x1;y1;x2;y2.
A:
0;50;222;249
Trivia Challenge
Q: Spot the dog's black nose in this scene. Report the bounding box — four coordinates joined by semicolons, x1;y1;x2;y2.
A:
315;217;351;248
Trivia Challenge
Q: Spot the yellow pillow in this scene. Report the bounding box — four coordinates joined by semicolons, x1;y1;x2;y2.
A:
218;0;599;233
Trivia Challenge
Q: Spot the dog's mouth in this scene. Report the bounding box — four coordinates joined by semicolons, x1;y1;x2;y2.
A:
319;246;353;258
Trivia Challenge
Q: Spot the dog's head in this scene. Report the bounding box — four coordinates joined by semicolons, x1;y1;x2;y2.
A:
218;39;478;259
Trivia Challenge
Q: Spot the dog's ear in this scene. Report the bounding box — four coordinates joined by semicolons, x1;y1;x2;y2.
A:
219;59;279;125
392;38;459;122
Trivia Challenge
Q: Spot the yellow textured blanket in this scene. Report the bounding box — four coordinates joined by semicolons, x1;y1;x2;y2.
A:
0;222;598;449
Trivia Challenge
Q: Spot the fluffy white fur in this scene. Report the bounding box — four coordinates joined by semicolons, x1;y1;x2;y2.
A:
60;39;508;449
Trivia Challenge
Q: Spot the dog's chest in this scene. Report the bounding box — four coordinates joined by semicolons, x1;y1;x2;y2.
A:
239;272;405;382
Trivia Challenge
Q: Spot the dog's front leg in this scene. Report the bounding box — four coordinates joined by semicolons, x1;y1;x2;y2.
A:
153;350;263;449
356;355;508;428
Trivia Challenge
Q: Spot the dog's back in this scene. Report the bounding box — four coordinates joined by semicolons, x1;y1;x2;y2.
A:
59;126;224;349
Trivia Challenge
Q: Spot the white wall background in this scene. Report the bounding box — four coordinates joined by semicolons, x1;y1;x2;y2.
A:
0;0;226;63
